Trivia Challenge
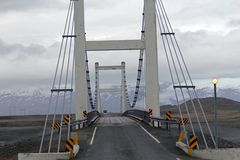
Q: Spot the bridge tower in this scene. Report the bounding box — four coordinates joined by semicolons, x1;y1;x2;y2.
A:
95;62;127;113
74;0;160;120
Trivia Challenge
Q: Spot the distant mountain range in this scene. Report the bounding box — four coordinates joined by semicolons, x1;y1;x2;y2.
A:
0;81;240;116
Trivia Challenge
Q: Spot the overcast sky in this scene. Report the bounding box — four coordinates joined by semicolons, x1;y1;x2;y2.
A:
0;0;240;90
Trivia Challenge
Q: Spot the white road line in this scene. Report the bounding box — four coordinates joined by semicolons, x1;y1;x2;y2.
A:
90;127;97;145
176;158;181;160
139;124;160;144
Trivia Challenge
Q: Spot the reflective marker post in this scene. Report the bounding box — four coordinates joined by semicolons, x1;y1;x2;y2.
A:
212;78;218;148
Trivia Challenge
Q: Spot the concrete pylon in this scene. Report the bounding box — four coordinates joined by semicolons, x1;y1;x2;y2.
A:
74;0;88;120
121;62;126;113
144;0;160;118
95;62;101;112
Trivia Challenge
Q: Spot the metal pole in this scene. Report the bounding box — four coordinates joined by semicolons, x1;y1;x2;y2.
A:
214;83;218;148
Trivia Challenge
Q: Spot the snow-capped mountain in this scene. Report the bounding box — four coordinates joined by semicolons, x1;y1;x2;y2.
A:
0;78;240;116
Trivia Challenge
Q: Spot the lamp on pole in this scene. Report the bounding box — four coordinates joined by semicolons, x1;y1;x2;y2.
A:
212;78;218;148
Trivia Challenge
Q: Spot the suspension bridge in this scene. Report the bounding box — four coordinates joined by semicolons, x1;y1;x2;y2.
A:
18;0;228;159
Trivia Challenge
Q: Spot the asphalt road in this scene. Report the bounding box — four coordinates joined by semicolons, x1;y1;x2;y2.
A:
77;116;197;160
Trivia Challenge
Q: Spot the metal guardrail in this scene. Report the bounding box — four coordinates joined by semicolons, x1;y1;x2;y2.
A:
86;110;100;125
123;109;183;130
150;117;177;124
123;109;150;123
71;119;87;126
70;111;100;130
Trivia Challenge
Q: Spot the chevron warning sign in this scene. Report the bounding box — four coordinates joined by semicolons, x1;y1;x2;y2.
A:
148;108;153;116
177;118;189;125
51;122;61;129
83;110;88;118
64;115;71;124
189;135;198;149
165;111;172;120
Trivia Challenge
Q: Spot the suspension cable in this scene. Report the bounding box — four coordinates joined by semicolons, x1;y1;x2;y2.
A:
156;0;197;148
157;0;211;149
86;52;94;109
158;0;216;148
57;10;75;152
39;0;74;153
156;0;216;148
48;1;74;152
155;3;189;146
130;9;145;108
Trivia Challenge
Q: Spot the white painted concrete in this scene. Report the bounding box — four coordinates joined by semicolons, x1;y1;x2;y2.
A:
176;141;190;154
73;144;79;156
18;153;69;160
121;62;126;113
99;88;121;92
95;62;100;112
74;0;161;117
97;65;124;70
74;0;89;120
144;0;160;118
86;40;145;51
176;141;240;160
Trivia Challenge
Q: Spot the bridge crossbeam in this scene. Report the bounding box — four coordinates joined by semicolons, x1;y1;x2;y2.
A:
86;40;145;51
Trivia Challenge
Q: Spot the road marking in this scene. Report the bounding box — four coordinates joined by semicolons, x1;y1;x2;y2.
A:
90;127;97;145
176;158;181;160
139;124;160;144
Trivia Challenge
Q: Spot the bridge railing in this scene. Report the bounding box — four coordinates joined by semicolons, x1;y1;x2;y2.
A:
70;111;100;130
123;109;183;129
86;110;100;125
123;109;150;123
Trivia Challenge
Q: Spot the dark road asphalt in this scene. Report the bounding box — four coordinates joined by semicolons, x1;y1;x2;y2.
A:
77;116;198;160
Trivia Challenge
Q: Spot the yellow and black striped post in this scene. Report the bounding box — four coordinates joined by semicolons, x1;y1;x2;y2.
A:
165;111;172;130
177;130;186;142
66;138;74;158
188;135;198;156
51;122;61;129
83;110;88;118
64;115;71;125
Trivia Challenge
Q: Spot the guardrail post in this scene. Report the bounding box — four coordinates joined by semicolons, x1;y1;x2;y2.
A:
166;122;169;130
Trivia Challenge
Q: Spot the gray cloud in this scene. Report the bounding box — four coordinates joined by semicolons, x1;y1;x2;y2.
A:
0;39;59;89
227;19;240;28
0;0;116;13
0;0;66;12
0;0;240;91
85;0;116;9
169;29;240;79
0;39;46;57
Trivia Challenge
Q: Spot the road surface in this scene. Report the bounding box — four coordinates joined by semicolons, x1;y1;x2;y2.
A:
77;115;199;160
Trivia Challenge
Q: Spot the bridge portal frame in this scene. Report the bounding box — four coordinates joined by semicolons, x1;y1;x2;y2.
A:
95;62;126;114
74;0;160;120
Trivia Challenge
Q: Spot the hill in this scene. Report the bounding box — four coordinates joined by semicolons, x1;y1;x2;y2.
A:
160;97;240;122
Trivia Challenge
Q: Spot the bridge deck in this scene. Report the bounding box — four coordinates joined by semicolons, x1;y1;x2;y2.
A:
96;116;135;126
77;115;199;160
